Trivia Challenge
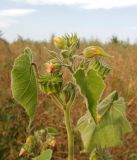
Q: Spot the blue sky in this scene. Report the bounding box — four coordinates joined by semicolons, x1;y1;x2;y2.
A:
0;0;137;43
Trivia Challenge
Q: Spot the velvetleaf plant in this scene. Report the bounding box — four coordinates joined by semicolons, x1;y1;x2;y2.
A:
11;34;132;160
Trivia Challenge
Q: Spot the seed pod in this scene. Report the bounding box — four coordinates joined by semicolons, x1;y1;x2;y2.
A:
95;147;113;160
53;36;65;49
83;46;113;58
39;74;63;95
59;82;75;105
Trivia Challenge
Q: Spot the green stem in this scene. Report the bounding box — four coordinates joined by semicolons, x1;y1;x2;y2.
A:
64;107;74;160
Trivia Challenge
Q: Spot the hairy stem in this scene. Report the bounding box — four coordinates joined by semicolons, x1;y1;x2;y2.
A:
64;107;74;160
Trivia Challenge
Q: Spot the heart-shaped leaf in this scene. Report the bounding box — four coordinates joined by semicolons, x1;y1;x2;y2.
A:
76;92;132;153
11;48;38;121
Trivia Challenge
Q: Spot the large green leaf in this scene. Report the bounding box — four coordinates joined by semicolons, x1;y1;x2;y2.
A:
77;92;132;153
74;68;105;121
33;149;52;160
11;48;38;121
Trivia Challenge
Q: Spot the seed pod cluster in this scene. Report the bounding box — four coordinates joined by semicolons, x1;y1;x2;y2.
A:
53;34;79;58
90;61;111;79
39;74;63;95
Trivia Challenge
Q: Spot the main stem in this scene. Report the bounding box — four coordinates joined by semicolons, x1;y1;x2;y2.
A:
64;107;74;160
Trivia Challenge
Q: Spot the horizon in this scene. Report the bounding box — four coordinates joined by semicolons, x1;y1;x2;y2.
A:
0;32;133;45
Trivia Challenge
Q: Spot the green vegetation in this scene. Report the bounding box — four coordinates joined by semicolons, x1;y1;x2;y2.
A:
11;34;132;160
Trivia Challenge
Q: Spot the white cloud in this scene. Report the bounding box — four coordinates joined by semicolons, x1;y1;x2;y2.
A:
0;9;36;17
12;0;137;9
0;9;36;29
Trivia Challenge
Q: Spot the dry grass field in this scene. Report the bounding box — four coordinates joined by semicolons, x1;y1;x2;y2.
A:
0;36;137;160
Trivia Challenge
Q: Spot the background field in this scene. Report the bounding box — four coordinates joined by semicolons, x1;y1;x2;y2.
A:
0;36;137;160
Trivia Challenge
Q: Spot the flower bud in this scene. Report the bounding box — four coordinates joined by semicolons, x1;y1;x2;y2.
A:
53;36;65;49
26;136;32;144
96;114;102;122
46;136;56;148
46;63;54;73
45;59;61;74
83;46;112;58
50;139;56;147
19;136;36;156
19;148;25;157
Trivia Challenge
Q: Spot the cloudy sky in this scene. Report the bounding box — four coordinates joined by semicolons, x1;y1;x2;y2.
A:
1;0;137;42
